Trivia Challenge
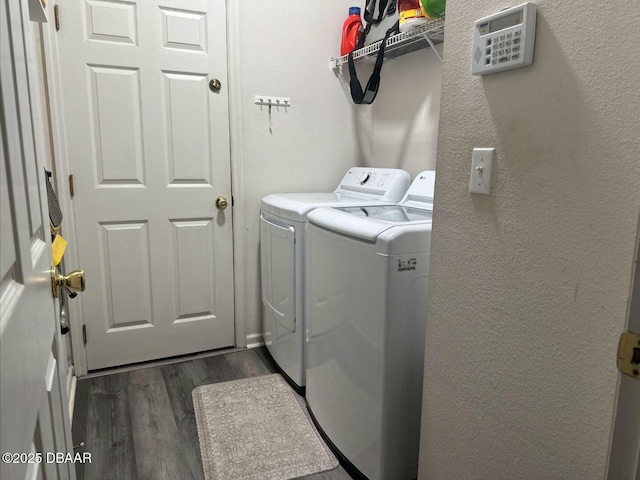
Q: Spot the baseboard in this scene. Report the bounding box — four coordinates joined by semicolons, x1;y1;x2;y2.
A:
246;333;264;349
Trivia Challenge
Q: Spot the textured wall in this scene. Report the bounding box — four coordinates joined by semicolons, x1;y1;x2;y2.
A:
236;1;443;341
418;1;640;479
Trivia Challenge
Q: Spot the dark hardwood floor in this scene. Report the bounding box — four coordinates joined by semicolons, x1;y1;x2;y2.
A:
72;348;353;480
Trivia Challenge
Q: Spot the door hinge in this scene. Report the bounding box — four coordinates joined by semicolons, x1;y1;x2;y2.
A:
617;331;640;379
82;324;87;345
54;4;60;31
69;174;74;198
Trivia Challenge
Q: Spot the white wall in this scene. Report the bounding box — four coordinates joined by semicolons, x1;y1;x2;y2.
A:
365;46;442;174
418;2;640;479
234;2;443;341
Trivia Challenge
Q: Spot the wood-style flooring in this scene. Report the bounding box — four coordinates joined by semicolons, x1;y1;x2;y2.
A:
72;347;354;480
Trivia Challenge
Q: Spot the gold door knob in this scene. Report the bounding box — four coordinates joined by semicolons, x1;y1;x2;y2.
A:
216;196;228;210
51;268;85;298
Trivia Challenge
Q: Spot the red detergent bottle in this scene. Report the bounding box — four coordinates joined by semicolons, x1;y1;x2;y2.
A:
340;7;363;56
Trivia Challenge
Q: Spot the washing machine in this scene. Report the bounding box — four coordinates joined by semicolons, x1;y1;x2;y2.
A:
305;171;435;480
260;168;411;392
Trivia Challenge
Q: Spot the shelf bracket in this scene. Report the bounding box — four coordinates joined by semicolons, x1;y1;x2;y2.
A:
423;33;443;62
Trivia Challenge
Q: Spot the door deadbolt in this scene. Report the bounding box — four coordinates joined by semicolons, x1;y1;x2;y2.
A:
216;196;228;209
209;78;222;91
51;268;85;298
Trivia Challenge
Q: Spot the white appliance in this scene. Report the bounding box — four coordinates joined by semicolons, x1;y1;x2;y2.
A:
305;171;435;480
260;168;411;391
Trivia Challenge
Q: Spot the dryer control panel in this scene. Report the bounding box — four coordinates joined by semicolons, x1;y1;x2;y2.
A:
336;168;411;202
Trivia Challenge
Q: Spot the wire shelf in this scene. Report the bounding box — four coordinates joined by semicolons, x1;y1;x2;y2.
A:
330;16;445;69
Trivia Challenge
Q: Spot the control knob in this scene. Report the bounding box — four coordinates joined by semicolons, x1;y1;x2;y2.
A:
358;172;371;185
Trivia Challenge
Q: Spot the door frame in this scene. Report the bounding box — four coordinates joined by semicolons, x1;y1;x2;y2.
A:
40;0;87;375
226;0;249;352
606;211;640;480
41;0;247;376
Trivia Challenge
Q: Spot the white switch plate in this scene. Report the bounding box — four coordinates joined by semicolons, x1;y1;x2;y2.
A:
469;148;495;195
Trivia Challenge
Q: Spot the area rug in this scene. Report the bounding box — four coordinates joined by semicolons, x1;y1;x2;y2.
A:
192;374;338;480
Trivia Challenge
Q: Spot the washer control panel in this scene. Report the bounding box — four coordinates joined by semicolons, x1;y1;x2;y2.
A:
472;3;537;76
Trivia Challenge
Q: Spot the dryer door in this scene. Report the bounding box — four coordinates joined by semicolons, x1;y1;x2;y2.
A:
260;214;296;346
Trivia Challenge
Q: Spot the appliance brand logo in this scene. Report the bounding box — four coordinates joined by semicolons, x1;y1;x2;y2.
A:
397;258;417;272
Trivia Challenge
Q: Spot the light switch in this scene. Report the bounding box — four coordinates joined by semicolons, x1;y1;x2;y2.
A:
469;148;495;195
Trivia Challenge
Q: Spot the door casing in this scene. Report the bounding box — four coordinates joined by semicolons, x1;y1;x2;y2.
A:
606;214;640;480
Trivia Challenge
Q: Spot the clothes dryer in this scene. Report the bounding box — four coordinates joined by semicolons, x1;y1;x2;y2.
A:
260;168;411;391
305;171;435;480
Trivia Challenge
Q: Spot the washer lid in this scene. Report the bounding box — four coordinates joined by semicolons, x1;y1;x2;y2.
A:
308;205;432;242
338;205;433;223
261;193;395;222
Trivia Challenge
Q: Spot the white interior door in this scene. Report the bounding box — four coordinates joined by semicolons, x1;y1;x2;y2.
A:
54;0;235;369
1;1;74;478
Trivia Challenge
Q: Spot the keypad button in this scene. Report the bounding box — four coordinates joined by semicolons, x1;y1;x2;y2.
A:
513;37;521;45
506;47;511;54
498;49;504;55
485;58;491;65
498;56;509;63
511;53;520;60
512;45;520;53
506;39;512;46
492;58;497;64
492;50;498;57
499;42;505;48
486;38;492;46
514;30;521;36
486;48;491;55
499;34;505;40
493;36;499;43
506;32;512;38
